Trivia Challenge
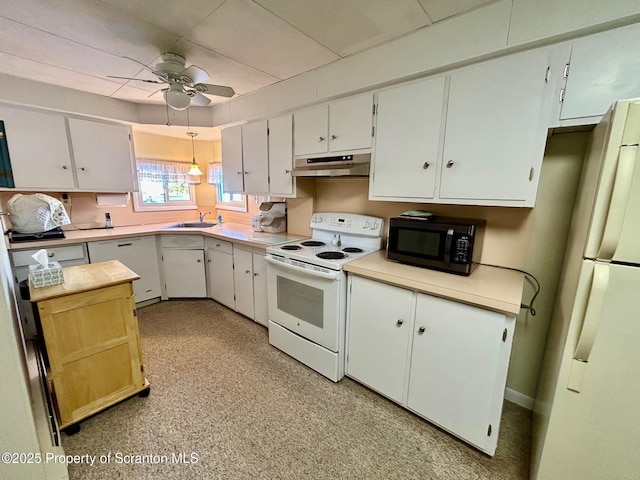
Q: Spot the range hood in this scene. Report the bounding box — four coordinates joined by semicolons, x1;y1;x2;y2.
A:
291;153;370;177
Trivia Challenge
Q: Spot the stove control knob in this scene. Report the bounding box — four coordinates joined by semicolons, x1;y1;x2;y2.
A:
371;222;379;230
363;220;371;229
313;216;322;223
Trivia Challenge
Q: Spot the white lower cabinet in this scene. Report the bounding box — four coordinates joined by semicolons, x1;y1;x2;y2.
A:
207;238;235;309
346;275;515;456
87;236;161;303
233;246;269;326
160;235;207;298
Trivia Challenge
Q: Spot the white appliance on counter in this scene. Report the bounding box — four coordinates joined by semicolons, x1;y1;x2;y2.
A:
259;201;286;233
532;98;640;479
265;213;384;381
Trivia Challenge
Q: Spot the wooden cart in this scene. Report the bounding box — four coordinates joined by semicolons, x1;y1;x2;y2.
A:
30;260;150;433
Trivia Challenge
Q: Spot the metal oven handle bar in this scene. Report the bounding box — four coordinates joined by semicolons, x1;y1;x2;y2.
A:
264;255;340;280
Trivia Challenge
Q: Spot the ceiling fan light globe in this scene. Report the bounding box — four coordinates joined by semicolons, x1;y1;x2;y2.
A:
164;89;191;110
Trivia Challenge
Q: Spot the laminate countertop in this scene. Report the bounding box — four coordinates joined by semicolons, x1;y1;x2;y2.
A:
6;222;307;251
343;251;525;316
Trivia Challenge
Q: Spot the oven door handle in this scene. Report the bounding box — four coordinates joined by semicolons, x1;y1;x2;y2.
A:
265;255;340;280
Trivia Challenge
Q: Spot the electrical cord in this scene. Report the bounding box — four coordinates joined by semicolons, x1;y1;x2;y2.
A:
478;262;540;316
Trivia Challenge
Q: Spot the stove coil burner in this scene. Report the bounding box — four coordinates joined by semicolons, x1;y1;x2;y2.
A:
281;245;302;250
301;240;325;247
342;247;363;253
316;251;347;260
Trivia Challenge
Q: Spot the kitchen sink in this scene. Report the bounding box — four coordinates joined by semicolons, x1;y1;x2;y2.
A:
164;222;217;229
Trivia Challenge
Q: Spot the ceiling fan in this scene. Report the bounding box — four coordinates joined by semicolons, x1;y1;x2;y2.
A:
108;52;235;110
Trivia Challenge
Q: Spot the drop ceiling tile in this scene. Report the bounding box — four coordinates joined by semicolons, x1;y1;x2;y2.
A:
97;0;226;37
0;17;143;79
187;0;339;80
0;0;179;65
109;83;166;104
417;0;498;23
254;0;431;57
0;51;123;97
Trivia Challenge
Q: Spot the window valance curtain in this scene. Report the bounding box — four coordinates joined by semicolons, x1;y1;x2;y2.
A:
136;158;190;183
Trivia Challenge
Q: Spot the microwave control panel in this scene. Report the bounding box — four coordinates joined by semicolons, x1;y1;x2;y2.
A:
453;235;472;264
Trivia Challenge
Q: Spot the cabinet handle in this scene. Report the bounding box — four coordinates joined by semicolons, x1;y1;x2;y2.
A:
62;165;68;170
245;269;251;274
216;243;221;247
331;134;337;140
396;319;403;326
422;162;430;170
285;169;291;174
117;243;132;247
78;167;86;171
197;259;202;263
236;171;243;175
48;253;54;258
446;160;454;168
318;136;325;142
244;171;249;174
253;273;259;277
418;326;426;334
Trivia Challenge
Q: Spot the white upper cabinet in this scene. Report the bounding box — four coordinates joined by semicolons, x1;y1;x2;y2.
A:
241;120;269;194
294;94;374;157
370;76;447;200
221;124;244;193
370;48;552;207
0;105;136;192
268;114;294;196
67;118;136;192
0;106;75;190
557;23;640;124
439;48;552;206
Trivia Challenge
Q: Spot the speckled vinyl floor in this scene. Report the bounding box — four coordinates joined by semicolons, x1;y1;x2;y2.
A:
61;299;531;480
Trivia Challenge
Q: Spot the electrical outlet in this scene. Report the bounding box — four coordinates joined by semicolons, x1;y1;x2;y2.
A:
61;193;71;205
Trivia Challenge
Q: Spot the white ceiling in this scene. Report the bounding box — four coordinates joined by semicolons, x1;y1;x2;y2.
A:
0;0;497;110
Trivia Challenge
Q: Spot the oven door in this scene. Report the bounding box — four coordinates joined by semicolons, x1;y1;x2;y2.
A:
265;256;343;352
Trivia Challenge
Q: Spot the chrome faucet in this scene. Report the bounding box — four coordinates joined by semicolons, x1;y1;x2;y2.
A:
199;210;211;222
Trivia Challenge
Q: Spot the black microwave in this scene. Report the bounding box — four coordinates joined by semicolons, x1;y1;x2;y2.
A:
386;217;485;276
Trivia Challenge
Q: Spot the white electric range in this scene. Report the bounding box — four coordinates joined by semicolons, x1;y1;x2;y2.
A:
265;212;384;381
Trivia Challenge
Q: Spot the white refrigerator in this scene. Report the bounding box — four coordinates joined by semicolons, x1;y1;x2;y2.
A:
531;98;640;479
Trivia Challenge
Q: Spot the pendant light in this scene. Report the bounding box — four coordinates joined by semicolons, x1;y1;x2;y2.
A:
186;109;202;184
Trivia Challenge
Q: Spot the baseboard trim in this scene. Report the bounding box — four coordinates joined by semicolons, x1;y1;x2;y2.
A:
505;388;534;410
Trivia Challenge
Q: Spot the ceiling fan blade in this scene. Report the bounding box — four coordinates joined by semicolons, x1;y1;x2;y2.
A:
123;55;156;72
187;90;212;106
180;65;209;85
195;83;235;98
107;75;163;84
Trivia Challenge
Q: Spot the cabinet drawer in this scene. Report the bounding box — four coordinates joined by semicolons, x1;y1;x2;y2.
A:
159;235;204;248
205;237;233;254
11;244;87;267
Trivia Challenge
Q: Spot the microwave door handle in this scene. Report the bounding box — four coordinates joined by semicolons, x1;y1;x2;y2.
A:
443;228;454;268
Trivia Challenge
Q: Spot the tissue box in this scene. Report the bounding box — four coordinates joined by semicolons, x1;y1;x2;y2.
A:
29;261;64;288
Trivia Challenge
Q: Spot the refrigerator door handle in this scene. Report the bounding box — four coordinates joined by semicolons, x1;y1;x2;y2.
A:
567;262;610;392
597;145;638;259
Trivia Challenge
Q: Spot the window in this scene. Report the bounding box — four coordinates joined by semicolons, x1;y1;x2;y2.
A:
133;158;197;211
207;163;247;212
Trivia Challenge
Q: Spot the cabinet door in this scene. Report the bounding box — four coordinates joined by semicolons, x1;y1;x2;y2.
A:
252;253;268;327
346;276;414;404
440;49;550;204
88;236;161;303
67;118;135;192
329;94;374;152
0;106;75;189
207;248;235;309
162;249;207;298
268;114;294;196
294;105;328;156
221;125;244;193
242;120;269;194
560;23;640;121
407;293;506;453
233;248;254;319
371;77;446;200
